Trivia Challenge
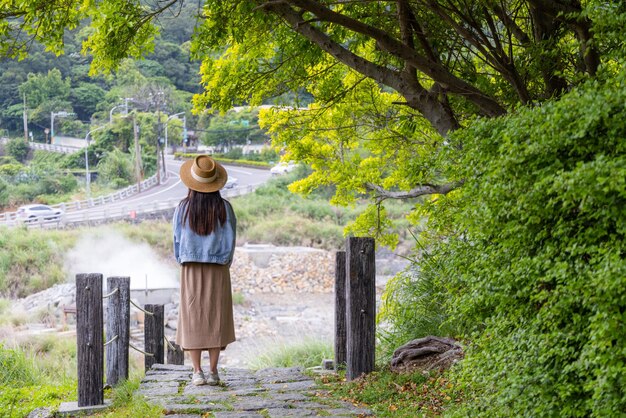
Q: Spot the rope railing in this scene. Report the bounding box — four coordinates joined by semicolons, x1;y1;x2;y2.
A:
130;299;154;316
129;342;154;357
164;335;176;352
102;287;119;299
103;335;119;347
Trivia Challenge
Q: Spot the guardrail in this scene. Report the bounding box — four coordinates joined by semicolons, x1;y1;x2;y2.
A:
0;184;258;229
28;142;80;154
0;174;159;224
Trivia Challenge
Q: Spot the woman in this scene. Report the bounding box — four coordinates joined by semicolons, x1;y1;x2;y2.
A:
173;155;237;386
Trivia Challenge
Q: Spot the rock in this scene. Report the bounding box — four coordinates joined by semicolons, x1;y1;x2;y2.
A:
390;336;463;373
27;407;53;418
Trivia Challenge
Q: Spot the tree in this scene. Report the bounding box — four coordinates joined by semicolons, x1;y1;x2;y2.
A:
200;107;269;151
18;69;76;135
18;69;70;109
3;0;619;200
70;83;106;121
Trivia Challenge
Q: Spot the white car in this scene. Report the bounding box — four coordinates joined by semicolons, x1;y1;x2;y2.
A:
16;204;64;223
270;162;297;175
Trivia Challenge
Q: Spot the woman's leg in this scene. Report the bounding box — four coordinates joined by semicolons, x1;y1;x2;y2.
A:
189;349;203;372
208;347;220;374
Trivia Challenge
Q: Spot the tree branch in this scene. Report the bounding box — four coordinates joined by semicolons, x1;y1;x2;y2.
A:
264;1;461;134
366;180;464;201
280;0;506;117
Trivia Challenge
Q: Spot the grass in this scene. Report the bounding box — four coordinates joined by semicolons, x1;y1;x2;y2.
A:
318;368;463;417
247;337;333;370
0;226;79;298
0;332;161;417
232;292;246;305
91;378;163;417
0;336;78;417
112;220;173;259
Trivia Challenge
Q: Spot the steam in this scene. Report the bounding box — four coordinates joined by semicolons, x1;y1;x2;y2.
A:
65;230;179;290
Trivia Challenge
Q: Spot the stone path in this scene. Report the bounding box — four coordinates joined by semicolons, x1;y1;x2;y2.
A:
139;364;372;417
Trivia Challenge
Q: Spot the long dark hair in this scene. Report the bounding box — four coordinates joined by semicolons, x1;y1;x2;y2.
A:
180;190;227;236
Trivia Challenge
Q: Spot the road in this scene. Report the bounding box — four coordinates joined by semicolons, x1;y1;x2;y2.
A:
116;155;270;203
69;156;272;218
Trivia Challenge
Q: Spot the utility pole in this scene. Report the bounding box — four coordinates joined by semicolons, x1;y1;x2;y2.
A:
133;114;143;184
23;93;28;142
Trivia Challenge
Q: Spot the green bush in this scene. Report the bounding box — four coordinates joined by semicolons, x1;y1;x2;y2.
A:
223;147;243;159
413;76;626;416
377;255;462;363
0;177;9;207
39;173;78;195
97;148;135;187
0;162;23;176
5;138;29;163
7;182;41;206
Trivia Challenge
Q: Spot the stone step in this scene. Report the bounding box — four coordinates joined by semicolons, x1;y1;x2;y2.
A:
139;364;372;417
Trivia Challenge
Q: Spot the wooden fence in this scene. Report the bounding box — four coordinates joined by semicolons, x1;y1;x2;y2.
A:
334;237;376;380
75;274;183;407
74;236;376;406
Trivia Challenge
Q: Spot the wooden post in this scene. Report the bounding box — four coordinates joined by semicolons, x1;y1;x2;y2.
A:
144;304;164;371
334;250;347;371
345;237;376;380
167;341;184;365
106;276;130;387
76;273;104;407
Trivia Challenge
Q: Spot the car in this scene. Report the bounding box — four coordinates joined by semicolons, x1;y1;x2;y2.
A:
16;204;64;223
224;177;238;189
270;161;297;175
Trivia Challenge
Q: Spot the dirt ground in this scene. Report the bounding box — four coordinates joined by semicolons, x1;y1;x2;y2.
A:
206;292;336;368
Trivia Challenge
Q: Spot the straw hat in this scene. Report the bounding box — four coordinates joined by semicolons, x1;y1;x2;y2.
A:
179;155;228;193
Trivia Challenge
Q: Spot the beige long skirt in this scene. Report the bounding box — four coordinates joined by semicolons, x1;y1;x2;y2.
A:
175;262;236;350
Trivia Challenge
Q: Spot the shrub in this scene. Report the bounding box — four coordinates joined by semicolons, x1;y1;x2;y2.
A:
39;173;78;195
414;76;626;416
97;148;135;187
377;253;463;363
0;177;8;208
223;147;243;159
5;138;29;163
0;162;23;176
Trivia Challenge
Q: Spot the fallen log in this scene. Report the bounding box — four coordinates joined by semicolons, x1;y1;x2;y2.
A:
390;336;463;373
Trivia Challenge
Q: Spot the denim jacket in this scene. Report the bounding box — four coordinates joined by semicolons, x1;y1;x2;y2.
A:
172;199;236;265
